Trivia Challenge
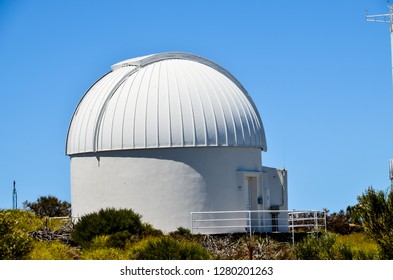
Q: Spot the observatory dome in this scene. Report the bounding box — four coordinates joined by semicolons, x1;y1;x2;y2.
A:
66;52;267;155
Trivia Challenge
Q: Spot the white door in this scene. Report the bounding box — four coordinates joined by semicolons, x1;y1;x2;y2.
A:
246;177;259;231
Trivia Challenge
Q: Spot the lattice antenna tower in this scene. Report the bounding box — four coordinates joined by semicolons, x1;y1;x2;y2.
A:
12;180;17;209
365;3;393;80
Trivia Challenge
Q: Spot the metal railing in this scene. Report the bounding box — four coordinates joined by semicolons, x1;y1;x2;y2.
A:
191;210;326;245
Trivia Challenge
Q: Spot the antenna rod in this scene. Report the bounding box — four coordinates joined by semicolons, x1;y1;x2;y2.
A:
389;4;393;83
390;159;393;191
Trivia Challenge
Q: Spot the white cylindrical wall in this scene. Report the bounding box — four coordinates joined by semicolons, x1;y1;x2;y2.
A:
70;147;262;233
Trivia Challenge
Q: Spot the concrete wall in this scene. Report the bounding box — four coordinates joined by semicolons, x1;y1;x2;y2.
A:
70;147;262;233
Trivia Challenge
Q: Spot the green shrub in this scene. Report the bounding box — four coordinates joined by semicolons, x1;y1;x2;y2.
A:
334;242;378;260
89;234;135;250
23;195;70;218
71;208;144;248
107;231;132;248
354;186;393;259
334;233;380;260
81;247;130;260
293;232;336;260
0;214;13;235
356;249;379;260
142;223;163;238
0;231;34;260
129;235;212;260
335;243;354;259
0;209;44;232
169;227;192;240
0;210;37;260
294;231;381;260
89;235;111;249
28;240;80;260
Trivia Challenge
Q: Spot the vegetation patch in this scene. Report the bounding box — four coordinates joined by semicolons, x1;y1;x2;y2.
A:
71;208;145;248
334;232;380;260
0;210;40;259
2;185;393;260
23;195;70;218
129;235;212;260
28;240;80;260
354;186;393;259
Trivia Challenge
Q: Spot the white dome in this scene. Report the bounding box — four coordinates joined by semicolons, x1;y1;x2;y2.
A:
66;52;267;155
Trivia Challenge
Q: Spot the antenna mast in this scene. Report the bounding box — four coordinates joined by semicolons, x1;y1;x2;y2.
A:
365;3;393;79
12;180;17;209
366;3;393;192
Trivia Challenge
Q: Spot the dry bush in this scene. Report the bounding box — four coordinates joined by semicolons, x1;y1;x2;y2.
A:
199;234;294;260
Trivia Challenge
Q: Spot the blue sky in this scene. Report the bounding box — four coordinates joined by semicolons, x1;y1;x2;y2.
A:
1;0;392;213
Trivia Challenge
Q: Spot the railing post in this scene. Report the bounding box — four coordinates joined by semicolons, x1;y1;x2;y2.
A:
248;211;252;236
291;210;295;246
190;212;194;234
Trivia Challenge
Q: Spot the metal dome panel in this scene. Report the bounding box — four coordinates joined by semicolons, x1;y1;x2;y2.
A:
66;52;267;155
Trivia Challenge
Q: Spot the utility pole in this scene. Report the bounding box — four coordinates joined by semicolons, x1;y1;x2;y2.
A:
12;180;17;209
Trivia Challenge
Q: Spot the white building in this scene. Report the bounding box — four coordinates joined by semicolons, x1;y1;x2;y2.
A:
66;52;288;233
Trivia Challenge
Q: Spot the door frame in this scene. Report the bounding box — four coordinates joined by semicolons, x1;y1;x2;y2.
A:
237;170;262;231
